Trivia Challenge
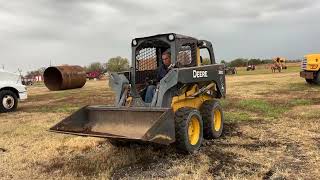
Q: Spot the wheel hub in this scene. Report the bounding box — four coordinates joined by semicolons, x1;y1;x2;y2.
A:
213;109;222;131
2;95;14;110
188;116;200;145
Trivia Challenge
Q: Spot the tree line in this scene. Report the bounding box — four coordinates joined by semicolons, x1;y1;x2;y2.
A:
83;56;129;73
222;58;273;67
221;58;301;67
25;56;130;77
25;56;301;77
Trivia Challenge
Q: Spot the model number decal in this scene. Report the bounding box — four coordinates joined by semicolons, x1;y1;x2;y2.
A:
193;70;208;78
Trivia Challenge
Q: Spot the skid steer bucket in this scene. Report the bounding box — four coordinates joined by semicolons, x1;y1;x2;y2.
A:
49;106;175;145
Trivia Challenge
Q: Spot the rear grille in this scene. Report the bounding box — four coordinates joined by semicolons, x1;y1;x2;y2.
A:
301;59;307;70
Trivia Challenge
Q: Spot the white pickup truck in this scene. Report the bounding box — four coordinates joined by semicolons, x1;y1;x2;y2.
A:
0;70;27;113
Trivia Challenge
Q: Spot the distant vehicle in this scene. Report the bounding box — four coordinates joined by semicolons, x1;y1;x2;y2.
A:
0;70;27;113
271;63;282;73
246;64;255;71
273;57;287;69
300;54;320;84
21;77;34;86
86;71;102;80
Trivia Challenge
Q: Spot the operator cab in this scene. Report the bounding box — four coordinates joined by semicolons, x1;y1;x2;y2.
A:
128;33;216;102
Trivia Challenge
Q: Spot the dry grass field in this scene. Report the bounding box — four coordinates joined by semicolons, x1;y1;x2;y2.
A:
1;64;320;179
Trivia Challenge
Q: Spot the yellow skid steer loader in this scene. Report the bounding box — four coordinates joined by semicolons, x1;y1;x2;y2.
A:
50;33;226;153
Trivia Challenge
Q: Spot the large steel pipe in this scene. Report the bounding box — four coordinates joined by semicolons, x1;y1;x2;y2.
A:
44;65;86;91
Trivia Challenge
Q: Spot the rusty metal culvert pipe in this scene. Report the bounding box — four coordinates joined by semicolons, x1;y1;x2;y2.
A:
44;65;86;91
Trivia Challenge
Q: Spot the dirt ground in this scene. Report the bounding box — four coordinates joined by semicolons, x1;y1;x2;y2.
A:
1;66;320;179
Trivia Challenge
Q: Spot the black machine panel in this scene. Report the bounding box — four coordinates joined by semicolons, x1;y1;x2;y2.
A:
177;64;226;97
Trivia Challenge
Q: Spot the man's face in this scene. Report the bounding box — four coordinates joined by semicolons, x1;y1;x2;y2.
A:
162;54;171;66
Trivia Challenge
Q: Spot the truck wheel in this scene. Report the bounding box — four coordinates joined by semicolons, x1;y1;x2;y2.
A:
305;79;314;84
175;107;203;153
313;72;320;85
200;100;224;139
0;90;18;113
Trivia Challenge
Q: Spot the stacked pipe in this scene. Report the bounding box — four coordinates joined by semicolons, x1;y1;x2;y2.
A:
43;65;86;91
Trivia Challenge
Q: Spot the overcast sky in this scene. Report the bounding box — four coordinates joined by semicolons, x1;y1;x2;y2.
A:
0;0;320;73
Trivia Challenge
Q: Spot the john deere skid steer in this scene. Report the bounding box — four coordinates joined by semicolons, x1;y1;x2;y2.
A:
50;33;226;153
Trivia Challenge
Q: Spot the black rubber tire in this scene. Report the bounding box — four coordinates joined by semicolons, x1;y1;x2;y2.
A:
175;107;203;153
313;71;320;85
108;139;131;147
306;79;314;84
0;90;18;113
200;100;224;139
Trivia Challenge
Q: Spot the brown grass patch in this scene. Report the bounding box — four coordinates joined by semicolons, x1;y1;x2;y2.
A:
1;69;320;179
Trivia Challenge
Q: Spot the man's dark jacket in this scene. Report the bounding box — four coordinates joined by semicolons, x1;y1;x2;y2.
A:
156;64;169;82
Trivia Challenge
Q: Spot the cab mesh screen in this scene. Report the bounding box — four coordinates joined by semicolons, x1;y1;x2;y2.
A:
136;48;157;71
177;45;192;66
